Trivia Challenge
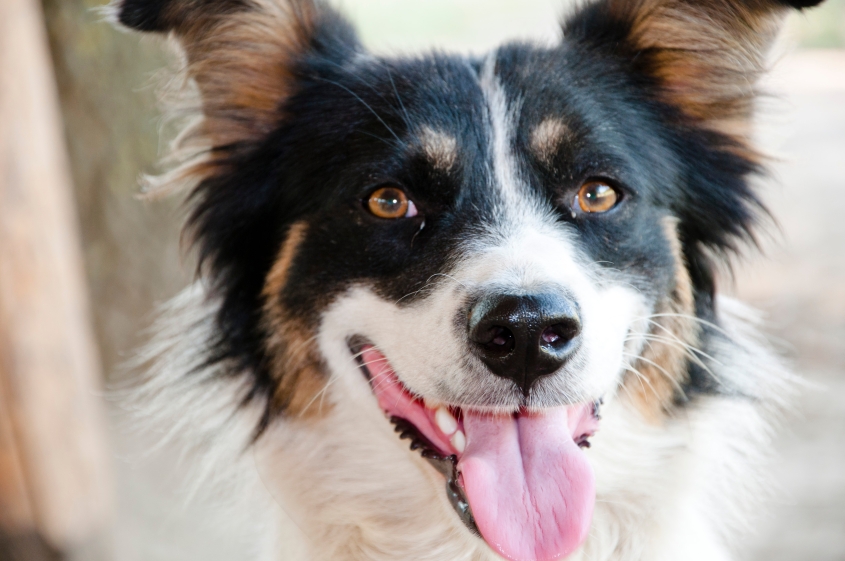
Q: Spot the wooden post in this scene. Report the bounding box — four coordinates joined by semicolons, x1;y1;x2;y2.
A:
0;0;113;555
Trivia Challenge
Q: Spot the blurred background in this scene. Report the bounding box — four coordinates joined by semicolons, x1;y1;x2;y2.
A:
0;0;843;560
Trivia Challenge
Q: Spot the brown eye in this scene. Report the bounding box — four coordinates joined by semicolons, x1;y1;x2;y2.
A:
576;181;619;214
367;187;417;219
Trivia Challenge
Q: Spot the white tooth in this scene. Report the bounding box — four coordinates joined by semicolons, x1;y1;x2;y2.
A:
435;407;458;436
451;430;466;454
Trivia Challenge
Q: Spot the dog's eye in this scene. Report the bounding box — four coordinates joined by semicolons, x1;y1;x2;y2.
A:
367;187;418;219
575;181;619;214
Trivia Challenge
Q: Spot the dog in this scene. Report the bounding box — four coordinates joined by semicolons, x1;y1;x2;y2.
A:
112;0;824;559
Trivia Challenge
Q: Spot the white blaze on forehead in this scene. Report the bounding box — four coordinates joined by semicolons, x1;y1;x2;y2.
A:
478;52;558;241
475;52;580;274
479;54;527;216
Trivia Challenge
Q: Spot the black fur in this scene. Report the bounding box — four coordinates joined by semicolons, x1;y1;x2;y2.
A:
185;6;362;406
117;0;173;31
116;0;246;32
120;0;826;412
780;0;824;7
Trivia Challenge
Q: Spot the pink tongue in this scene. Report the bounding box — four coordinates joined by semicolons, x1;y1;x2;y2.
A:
458;407;595;561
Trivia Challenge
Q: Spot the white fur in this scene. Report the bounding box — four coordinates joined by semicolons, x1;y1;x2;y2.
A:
113;286;284;561
118;52;792;561
123;286;788;561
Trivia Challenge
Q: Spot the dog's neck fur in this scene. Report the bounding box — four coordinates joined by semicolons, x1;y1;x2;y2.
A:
130;285;786;561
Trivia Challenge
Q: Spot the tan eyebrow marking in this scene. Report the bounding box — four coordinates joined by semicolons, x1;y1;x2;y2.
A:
418;126;458;171
530;118;572;163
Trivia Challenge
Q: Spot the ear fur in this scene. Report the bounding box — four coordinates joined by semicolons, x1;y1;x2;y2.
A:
113;0;359;187
778;0;823;7
565;0;825;328
565;0;825;146
113;0;360;423
116;0;247;33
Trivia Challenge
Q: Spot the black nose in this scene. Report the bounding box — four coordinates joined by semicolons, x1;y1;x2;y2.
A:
468;293;581;395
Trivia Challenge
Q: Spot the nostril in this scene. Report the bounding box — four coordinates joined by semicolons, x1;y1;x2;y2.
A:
541;327;560;344
481;326;515;355
540;320;580;349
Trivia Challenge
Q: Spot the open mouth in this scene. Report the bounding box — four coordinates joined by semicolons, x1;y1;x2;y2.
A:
353;342;601;561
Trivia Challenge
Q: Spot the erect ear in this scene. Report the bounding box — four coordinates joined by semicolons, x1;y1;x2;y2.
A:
112;1;362;421
116;0;246;32
113;0;360;166
564;0;825;146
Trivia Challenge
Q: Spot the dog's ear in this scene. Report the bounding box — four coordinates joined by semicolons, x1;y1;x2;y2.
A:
116;0;246;32
112;2;362;418
112;0;359;159
565;0;825;320
564;0;824;143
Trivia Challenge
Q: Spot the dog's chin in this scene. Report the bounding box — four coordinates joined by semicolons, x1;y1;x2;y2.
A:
350;340;602;561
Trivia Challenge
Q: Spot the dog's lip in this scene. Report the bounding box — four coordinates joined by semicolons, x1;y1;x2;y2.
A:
350;339;463;459
348;339;603;539
349;339;602;455
349;339;478;532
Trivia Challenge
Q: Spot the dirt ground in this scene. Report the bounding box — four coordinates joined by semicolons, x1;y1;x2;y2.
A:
102;51;845;561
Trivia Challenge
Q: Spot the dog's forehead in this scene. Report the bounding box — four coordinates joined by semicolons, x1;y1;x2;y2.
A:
376;47;581;155
273;45;680;306
342;45;648;182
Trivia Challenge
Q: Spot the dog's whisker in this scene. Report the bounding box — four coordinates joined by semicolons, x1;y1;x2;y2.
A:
315;77;403;146
299;374;339;417
358;356;390;370
632;313;731;337
626;333;715;365
621;352;685;394
395;273;467;305
395;285;437;305
619;363;660;402
625;333;722;378
280;333;321;362
626;321;720;361
385;66;413;132
356;130;403;151
637;319;723;362
426;273;469;290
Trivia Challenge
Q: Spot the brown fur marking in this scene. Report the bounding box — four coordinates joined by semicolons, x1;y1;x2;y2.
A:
145;0;323;197
606;0;790;158
418;126;458;172
186;0;319;146
530;118;571;164
265;221;308;294
262;222;331;419
624;217;698;421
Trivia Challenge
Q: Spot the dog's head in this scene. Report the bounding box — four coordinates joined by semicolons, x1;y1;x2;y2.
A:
117;0;821;559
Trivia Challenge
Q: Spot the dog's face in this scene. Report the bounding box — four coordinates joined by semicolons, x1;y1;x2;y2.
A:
270;52;675;557
117;0;821;559
273;48;680;409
